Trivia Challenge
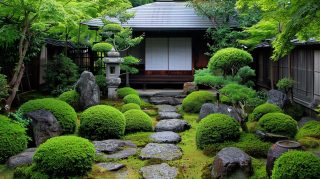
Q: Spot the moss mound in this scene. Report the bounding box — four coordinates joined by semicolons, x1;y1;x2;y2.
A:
117;87;139;98
121;103;141;113
123;94;141;106
19;98;77;134
79;105;126;140
296;121;320;140
196;114;240;149
272;151;320;179
249;103;283;122
0;115;29;163
58;90;80;109
182;91;216;113
33;136;95;177
257;112;297;138
124;109;153;133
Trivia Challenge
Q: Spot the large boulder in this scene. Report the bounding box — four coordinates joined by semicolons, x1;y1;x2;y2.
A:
27;110;62;146
267;90;288;108
76;71;100;109
140;163;178;179
198;103;243;122
7;148;36;168
211;147;252;179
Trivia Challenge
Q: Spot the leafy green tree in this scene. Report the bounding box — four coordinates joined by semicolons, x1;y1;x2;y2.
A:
120;56;140;86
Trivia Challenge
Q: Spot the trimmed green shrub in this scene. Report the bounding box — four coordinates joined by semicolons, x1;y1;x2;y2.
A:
19;98;77;134
92;42;113;52
124;109;153;133
33;136;95;177
272;151;320;179
182;91;216;113
121;103;141;113
196;114;240;149
58;90;80;109
276;77;294;92
117;87;139;98
249;103;283;122
79;105;126;140
0;115;29;163
14;165;49;179
298;137;320;148
123;94;141;106
257;113;297;138
103;23;123;33
208;47;253;75
296;121;320;140
219;83;256;105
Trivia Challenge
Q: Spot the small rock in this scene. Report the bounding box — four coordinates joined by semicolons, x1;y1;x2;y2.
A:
150;97;181;105
183;82;198;95
198;103;243;123
155;119;190;132
140;163;178;179
103;148;137;160
255;130;289;143
267;90;288;108
76;71;100;109
157;105;177;112
140;143;182;161
97;162;125;171
157;112;182;120
212;147;252;178
93;140;136;153
7;148;36;168
150;132;181;144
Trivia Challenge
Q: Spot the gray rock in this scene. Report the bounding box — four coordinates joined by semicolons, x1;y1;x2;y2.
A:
155;119;190;132
157;112;182;120
212;147;252;179
150;97;181;105
183;82;198;95
93;140;136;153
76;71;100;109
267;90;288;108
26;110;61;146
298;117;318;128
255;130;289;143
140;163;178;179
140;143;182;161
103;148;137;160
97;162;125;171
157;105;177;112
150;132;181;144
198;103;243;122
7;148;36;168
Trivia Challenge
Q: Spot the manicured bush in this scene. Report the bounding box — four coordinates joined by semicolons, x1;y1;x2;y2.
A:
276;77;294;92
33;136;95;177
121;103;141;113
208;47;253;75
249;103;283;122
182;91;216;113
58;90;80;109
117;87;139;98
296;121;320;140
272;151;320;179
257;113;297;138
79;105;126;140
123;94;141;106
0;115;29;163
19;98;77;134
298;137;320;148
92;42;113;52
219;83;256;105
124;109;153;133
103;23;123;33
196;114;240;149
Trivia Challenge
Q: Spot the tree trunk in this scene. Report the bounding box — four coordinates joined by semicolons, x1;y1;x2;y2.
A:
5;64;25;111
126;70;129;86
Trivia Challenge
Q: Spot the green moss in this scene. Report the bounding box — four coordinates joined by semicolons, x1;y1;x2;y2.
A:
249;103;283;122
296;121;320;140
123;132;153;147
283;103;304;120
124;109;153;133
298;137;320;148
250;158;268;179
182;91;216;113
121;103;141;113
123;94;141;106
117;87;139;98
143;109;158;117
57;90;80;109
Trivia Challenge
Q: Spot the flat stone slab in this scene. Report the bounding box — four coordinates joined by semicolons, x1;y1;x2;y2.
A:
103;148;137;160
150;97;181;105
140;143;182;161
150;132;181;144
155;119;191;132
157;105;177;112
97;162;125;171
157;112;182;120
93;140;136;153
7;148;36;168
140;163;178;179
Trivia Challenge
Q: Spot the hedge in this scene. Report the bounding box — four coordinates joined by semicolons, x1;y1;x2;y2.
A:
123;94;141;106
117;87;139;98
249;103;283;122
121;103;141;113
182;91;216;113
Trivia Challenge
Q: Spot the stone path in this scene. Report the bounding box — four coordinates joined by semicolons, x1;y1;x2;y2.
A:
140;143;182;161
155;119;191;132
140;163;178;179
150;131;181;144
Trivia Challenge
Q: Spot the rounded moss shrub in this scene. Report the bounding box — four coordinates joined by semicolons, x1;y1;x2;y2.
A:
79;105;126;140
0;115;29;163
196;114;240;149
257;113;297;137
19;98;77;134
124;109;153;133
296;121;320;140
58;90;80;109
33;136;95;177
103;23;123;33
182;91;216;113
272;151;320;179
123;94;141;106
92;42;113;52
117;87;139;98
121;103;141;113
208;47;253;74
249;103;283;122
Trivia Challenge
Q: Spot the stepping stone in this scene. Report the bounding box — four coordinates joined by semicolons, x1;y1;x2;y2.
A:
150;97;181;105
97;162;125;171
157;105;177;112
7;148;36;168
157;112;182;120
140;143;182;161
155;119;191;132
150;132;181;144
140;163;178;179
93;140;136;153
103;148;137;160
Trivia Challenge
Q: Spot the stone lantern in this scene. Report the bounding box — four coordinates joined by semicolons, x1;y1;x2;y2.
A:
104;48;123;99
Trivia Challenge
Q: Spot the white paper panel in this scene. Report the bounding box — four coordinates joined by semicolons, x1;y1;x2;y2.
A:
145;38;168;70
168;38;192;70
